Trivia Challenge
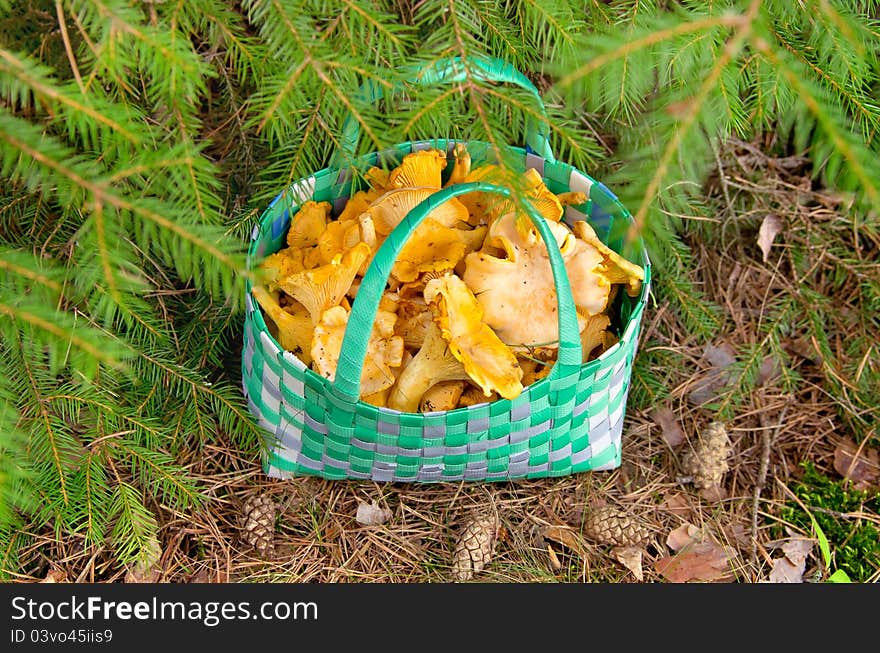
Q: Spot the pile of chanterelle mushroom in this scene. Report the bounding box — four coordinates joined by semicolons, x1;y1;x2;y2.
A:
252;144;644;413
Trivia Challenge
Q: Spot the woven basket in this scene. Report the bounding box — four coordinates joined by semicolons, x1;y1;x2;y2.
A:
241;57;652;482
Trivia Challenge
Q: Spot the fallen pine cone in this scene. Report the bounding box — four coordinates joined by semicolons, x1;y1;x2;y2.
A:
582;504;650;547
240;494;277;558
451;510;500;581
681;421;731;498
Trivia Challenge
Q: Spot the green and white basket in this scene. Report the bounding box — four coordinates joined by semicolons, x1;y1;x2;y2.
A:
242;57;652;482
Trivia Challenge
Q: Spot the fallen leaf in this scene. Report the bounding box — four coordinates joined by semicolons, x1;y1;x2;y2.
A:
767;556;805;583
666;522;701;552
655;541;736;583
688;342;737;406
187;569;212;584
40;567;67;583
699;485;728;502
757;214;783;262
356;500;392;526
547;544;562;570
612;546;644;581
651;407;686;448
766;537;813;583
782;338;822;365
833;438;879;491
722;522;752;549
661;492;693;517
542;525;589;558
782;537;813;568
702;342;737;369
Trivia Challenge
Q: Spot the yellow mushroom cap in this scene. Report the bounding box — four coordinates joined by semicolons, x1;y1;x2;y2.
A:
260;247;305;291
391;218;487;284
311;305;404;397
444;143;471;188
419;380;466;412
336;189;380;223
423;273;523;401
572;221;645;297
388;149;447;190
364;166;391;192
394;295;433;351
287;200;331;250
386;320;470;413
579;312;611;363
251;285;315;365
520;168;563;223
279;241;371;324
366;187;470;236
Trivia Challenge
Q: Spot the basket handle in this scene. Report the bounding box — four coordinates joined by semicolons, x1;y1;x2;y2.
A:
332;181;582;404
330;56;555;168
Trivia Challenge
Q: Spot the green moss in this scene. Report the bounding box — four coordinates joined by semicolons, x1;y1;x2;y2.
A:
779;462;880;582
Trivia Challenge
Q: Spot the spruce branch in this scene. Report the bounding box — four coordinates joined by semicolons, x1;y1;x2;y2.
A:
630;0;761;240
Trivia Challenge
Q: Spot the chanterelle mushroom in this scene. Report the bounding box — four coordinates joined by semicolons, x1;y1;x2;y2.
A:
279;241;371;324
444;143;471;187
287;200;331;250
462;211;597;347
365;187;470;236
251;285;315;365
580;312;611;362
423;273;523;400
388;149;447;190
311;305;404;396
572;221;644;297
260;247;305;292
387;320;471;413
391;218;487;284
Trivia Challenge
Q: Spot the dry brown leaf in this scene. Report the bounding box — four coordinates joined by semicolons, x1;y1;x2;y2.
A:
783;537;813;567
782;338;822;365
757;214;783;262
833;438;879;491
688;342;736;405
666;522;701;552
542;525;589;558
699;485;728;502
662;493;693;518
757;354;782;386
766;537;813;583
612;546;644;581
356;500;392;526
767;557;805;583
651;407;686;448
40;567;68;583
655;541;735;583
547;544;562;571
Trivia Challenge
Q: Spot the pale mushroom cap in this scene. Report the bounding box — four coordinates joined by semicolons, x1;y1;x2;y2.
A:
572;220;644;297
311;305;404;396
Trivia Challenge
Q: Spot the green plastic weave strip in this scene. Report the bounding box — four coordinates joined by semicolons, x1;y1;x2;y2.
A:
241;58;651;483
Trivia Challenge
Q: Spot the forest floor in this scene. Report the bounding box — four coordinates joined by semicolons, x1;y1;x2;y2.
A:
19;139;880;585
